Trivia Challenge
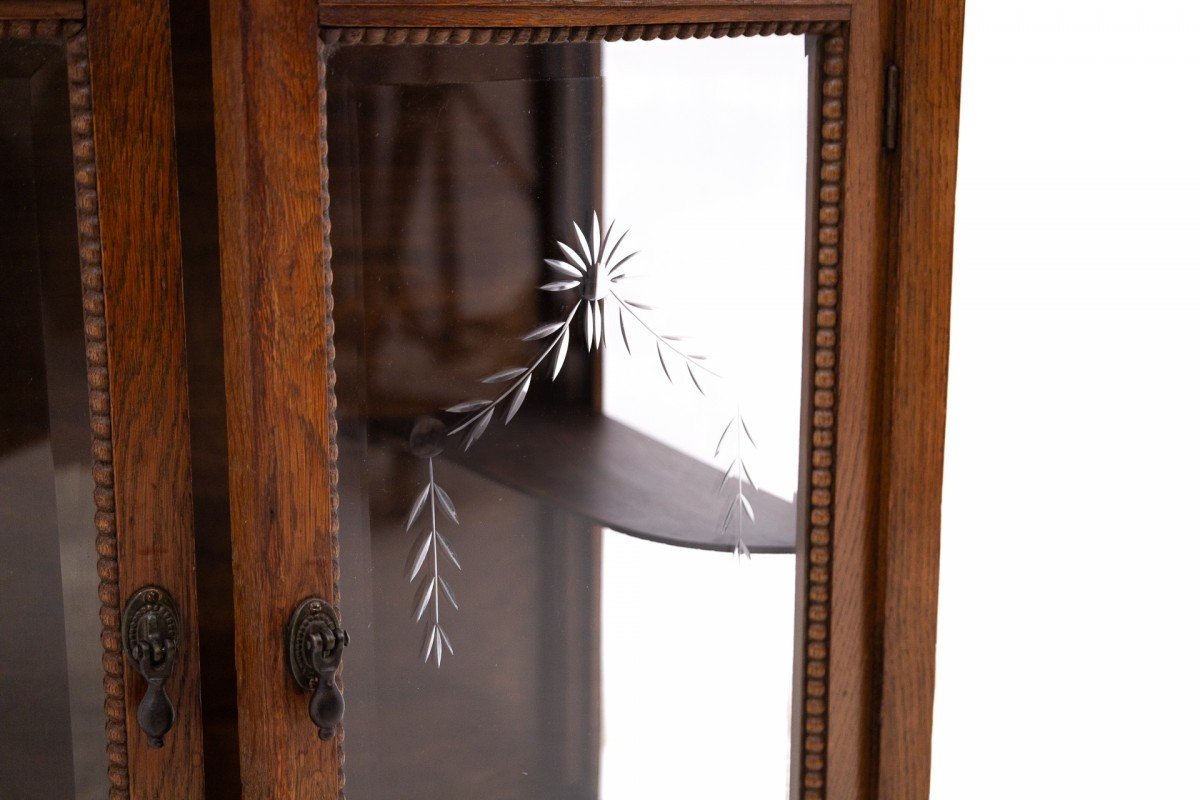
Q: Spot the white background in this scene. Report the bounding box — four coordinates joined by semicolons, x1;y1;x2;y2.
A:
586;3;1200;796
931;2;1200;797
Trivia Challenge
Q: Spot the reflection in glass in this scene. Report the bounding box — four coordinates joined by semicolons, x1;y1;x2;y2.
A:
327;35;806;799
0;37;106;799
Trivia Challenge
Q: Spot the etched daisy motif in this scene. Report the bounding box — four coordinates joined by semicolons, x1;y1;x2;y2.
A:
540;212;635;351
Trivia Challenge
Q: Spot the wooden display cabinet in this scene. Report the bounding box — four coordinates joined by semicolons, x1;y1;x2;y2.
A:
0;0;963;798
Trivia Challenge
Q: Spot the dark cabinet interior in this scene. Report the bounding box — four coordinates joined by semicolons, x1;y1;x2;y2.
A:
0;35;106;798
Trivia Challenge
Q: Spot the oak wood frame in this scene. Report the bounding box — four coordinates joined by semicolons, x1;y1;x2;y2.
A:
87;0;208;795
210;1;962;799
1;4;205;799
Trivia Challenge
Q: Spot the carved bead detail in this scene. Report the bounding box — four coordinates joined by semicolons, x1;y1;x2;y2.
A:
799;32;846;800
0;19;80;39
316;39;348;799
58;27;133;800
320;21;841;48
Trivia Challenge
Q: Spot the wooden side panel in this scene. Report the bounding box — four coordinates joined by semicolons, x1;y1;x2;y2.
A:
822;4;891;799
210;0;340;794
875;1;964;798
86;0;206;796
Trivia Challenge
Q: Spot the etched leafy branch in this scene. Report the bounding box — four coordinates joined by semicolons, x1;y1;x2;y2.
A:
445;301;580;449
714;409;758;558
397;214;783;669
446;213;715;448
609;294;715;395
405;458;463;666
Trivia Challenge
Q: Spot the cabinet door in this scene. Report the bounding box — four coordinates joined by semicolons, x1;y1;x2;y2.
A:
0;4;204;799
210;2;963;799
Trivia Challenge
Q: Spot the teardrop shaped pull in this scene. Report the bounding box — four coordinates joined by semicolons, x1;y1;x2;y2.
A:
122;586;180;748
286;597;348;740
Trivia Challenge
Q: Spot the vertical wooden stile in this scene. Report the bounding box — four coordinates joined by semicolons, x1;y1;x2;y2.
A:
210;0;341;794
87;0;207;794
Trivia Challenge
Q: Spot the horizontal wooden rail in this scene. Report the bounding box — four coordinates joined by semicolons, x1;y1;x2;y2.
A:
319;2;851;28
0;1;83;20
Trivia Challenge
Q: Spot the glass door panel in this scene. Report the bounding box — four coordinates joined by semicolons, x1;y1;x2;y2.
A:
325;35;808;799
0;36;106;799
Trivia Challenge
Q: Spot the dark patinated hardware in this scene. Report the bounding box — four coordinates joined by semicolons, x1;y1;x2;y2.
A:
285;597;348;740
121;585;180;748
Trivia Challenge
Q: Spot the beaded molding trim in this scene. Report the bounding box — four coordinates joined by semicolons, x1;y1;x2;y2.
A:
320;22;847;800
320;20;840;46
317;37;348;799
0;21;129;799
67;29;133;800
0;19;80;38
800;31;845;800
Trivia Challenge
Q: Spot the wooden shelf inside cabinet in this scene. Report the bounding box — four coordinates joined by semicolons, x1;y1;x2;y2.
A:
440;410;798;554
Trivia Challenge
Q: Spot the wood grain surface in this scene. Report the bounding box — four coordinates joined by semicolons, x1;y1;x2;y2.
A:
86;0;206;795
0;0;82;20
819;3;893;799
874;1;964;798
210;0;342;794
319;3;850;27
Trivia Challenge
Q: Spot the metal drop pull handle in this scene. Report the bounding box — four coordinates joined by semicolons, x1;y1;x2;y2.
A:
286;597;348;740
122;586;180;748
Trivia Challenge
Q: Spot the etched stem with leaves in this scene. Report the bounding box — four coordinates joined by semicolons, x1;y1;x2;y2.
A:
446;301;580;449
405;458;463;666
446;213;715;449
715;409;758;558
609;294;715;395
444;215;770;558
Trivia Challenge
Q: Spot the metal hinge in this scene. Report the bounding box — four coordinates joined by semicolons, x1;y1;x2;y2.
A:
884;63;900;151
